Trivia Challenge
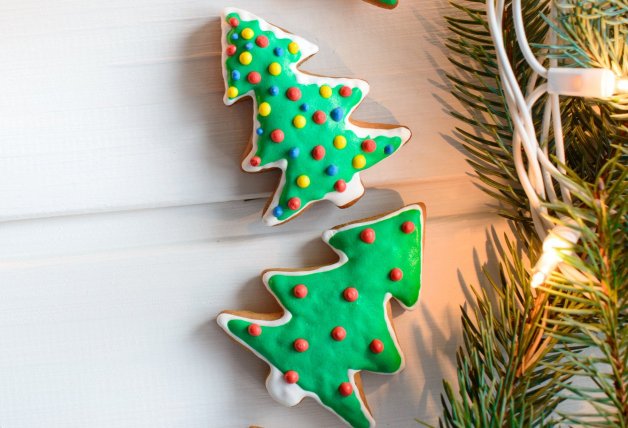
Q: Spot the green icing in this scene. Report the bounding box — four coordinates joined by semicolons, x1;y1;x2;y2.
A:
221;205;424;427
223;12;408;224
373;0;398;6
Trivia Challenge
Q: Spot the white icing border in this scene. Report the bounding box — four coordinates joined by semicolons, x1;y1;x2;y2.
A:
216;204;425;428
221;8;412;226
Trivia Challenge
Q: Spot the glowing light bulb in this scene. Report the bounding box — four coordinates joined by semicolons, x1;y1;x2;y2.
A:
530;224;580;288
616;78;628;94
531;272;546;288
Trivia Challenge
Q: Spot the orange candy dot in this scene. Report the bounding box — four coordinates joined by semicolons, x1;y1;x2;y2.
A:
284;370;299;384
331;326;346;341
401;221;415;234
370;339;384;354
247;324;262;336
389;268;403;281
292;284;307;298
293;338;309;352
338;382;353;396
343;287;359;302
360;228;375;244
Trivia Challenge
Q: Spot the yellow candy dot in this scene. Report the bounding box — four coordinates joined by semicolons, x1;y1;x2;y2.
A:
296;175;310;188
333;135;347;150
241;28;254;40
259;102;271;117
239;51;252;65
268;62;282;76
320;85;332;98
353;154;366;169
288;41;300;54
293;115;306;128
227;86;239;99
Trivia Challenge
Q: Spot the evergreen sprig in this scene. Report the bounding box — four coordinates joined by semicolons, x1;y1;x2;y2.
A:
439;0;627;426
540;151;627;427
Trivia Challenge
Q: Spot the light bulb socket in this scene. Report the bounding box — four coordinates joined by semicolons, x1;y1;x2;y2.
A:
547;68;617;98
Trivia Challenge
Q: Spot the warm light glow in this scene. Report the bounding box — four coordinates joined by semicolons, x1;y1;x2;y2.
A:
530;224;580;289
531;272;546;288
617;78;628;94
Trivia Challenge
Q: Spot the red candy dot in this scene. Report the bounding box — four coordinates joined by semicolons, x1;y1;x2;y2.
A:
292;284;307;298
338;382;353;396
250;156;261;167
402;221;415;234
311;145;325;160
360;228;375;244
361;139;376;153
247;71;261;84
226;45;237;56
331;326;346;341
270;129;284;143
255;35;269;48
247;324;262;336
343;287;359;302
370;339;384;354
389;268;403;281
286;87;302;101
228;17;239;27
312;110;327;124
284;370;299;384
288;197;302;211
334;179;347;193
339;86;352;97
293;338;309;352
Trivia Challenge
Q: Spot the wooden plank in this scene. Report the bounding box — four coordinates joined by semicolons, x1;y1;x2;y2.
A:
1;177;492;262
0;0;463;221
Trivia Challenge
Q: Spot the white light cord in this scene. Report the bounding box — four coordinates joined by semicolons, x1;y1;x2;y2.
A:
486;0;626;288
486;0;587;287
513;0;548;77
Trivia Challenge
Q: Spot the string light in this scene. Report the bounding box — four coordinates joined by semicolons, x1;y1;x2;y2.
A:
616;77;628;94
487;0;624;289
547;68;620;98
530;224;580;288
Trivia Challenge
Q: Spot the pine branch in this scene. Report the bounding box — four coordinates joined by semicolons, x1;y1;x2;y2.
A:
538;153;628;426
439;1;570;425
439;0;627;426
439;230;576;427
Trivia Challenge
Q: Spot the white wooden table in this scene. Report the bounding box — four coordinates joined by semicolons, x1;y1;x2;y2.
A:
0;1;507;426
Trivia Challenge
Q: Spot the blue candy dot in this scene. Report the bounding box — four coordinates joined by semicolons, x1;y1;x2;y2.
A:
330;107;344;122
288;147;300;158
326;164;339;176
256;128;264;135
231;33;239;40
268;86;279;96
384;144;394;155
274;47;284;57
231;70;241;81
273;206;284;218
300;103;309;112
245;42;254;51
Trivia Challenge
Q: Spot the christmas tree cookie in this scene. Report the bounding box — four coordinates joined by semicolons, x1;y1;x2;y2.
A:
221;9;411;225
217;204;424;427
